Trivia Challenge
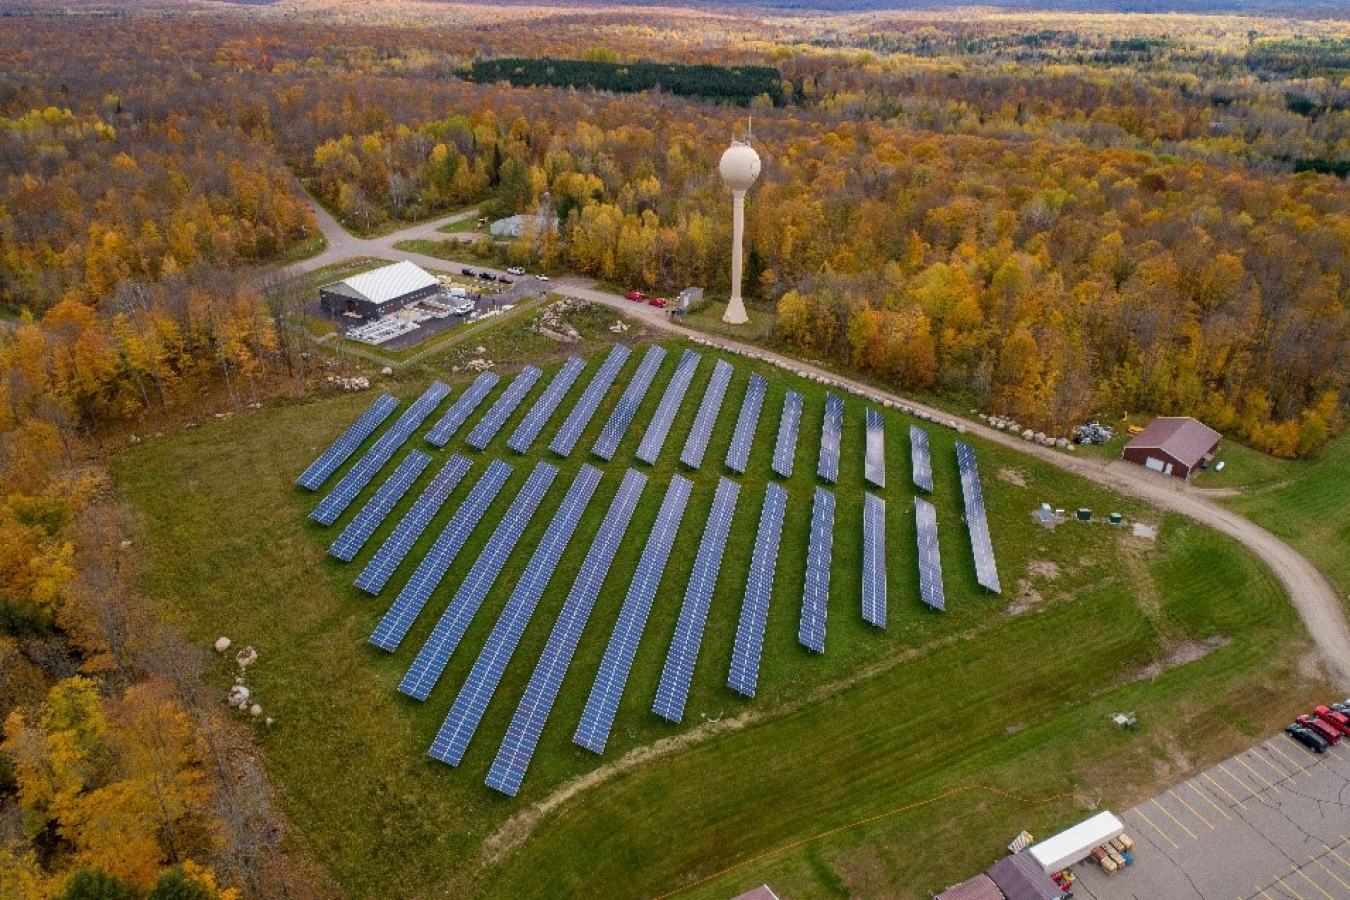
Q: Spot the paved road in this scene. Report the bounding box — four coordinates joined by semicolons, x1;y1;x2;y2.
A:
291;194;1350;691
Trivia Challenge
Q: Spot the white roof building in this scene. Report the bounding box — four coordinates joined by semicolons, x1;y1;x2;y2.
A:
327;261;439;306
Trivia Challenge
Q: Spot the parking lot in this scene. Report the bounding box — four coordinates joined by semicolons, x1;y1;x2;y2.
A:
1074;733;1350;900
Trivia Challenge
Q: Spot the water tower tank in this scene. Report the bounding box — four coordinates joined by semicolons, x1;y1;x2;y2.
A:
720;142;761;191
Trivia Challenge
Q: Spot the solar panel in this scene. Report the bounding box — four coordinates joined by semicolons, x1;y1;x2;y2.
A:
915;496;946;611
864;408;886;488
428;466;603;766
772;390;804;478
728;482;787;698
817;393;843;484
311;382;450;527
399;462;558;700
297;394;400;490
368;460;512;651
679;359;734;470
426;371;499;448
484;469;647;796
466;366;542;450
799;486;835;653
635;349;700;465
354;456;472;595
910;425;933;492
956;441;1001;593
592;345;666;461
652;477;740;723
574;476;694;754
550;344;631;457
725;374;766;475
506;356;586;453
328;451;431;563
861;493;887;628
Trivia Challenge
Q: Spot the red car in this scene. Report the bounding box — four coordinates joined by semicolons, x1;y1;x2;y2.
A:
1315;705;1350;736
1298;714;1341;745
647;297;668;308
624;291;645;301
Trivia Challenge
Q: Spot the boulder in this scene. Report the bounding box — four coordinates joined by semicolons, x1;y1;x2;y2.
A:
214;637;232;654
235;646;258;669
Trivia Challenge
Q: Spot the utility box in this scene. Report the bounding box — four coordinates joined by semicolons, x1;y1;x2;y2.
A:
1076;508;1092;521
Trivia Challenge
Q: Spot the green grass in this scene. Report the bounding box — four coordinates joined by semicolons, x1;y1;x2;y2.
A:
111;338;1324;900
394;238;498;266
436;216;485;235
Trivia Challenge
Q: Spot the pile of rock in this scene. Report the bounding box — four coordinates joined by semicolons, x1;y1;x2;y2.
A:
534;296;591;344
326;375;370;391
217;638;270;725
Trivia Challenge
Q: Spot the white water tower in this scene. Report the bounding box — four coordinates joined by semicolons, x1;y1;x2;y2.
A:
719;133;761;325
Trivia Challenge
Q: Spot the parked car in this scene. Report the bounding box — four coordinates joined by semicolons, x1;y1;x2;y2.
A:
506;267;525;276
1297;714;1341;744
452;302;475;315
647;297;668;308
478;271;495;280
1315;705;1350;736
536;274;550;281
1287;723;1329;753
624;291;645;301
462;268;476;276
499;277;513;285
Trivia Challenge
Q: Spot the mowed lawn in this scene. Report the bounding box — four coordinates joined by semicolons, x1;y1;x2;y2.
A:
113;336;1326;900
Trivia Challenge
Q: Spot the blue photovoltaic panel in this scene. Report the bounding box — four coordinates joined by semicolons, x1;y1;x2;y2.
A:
817;393;843;485
466;366;542;450
485;469;647;796
915;496;946;611
355;456;472;594
864;408;886;488
773;391;803;478
652;477;740;723
399;462;558;700
297;394;399;490
635;349;701;465
725;374;766;475
368;460;512;651
427;372;499;448
728;482;787;698
506;357;586;453
799;487;835;653
328;451;431;563
550;344;631;457
911;425;933;493
592;345;666;461
679;359;734;470
574;476;694;754
428;466;602;766
861;493;887;628
956;441;1001;594
311;382;450;527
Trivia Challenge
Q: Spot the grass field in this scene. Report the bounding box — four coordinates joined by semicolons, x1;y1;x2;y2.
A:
112;313;1327;899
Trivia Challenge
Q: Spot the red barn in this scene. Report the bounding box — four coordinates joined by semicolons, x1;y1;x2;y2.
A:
1122;417;1221;479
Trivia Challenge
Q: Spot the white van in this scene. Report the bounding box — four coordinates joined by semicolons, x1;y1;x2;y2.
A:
447;287;468;299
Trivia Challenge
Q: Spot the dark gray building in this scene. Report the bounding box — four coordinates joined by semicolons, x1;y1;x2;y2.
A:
319;261;440;320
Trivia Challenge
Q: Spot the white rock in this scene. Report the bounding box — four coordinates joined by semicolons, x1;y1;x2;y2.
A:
214;637;232;653
1022;429;1035;440
381;367;392;375
228;685;250;706
249;704;262;717
236;646;258;669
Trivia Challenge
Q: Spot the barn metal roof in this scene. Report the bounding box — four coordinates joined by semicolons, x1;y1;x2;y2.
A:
986;852;1061;900
329;261;438;306
1124;417;1221;468
935;873;1006;900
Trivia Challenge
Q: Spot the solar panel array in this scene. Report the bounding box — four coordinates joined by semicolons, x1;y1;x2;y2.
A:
635;349;700;465
484;469;647;796
550;344;631;456
910;425;933;492
772;390;803;478
799;486;835;653
956;441;1001;594
355;456;472;594
574;476;693;755
506;356;586;453
399;462;558;700
864;408;886;488
311;382;450;526
817;393;843;484
328;451;431;563
466;366;542;450
427;372;499;448
369;460;512;651
728;482;787;698
297;394;400;490
680;359;734;469
592;345;666;461
428;466;603;767
652;477;740;723
915;496;946;611
861;493;887;628
725;374;766;475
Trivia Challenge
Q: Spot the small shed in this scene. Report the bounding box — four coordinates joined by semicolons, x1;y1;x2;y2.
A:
935;872;1006;900
985;852;1061;900
1121;416;1221;479
488;214;559;239
1028;811;1125;872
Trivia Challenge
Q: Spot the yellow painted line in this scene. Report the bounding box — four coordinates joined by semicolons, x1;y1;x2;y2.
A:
1294;865;1336;900
1234;754;1281;794
1219;762;1266;804
1132;805;1179;849
1152;796;1198;841
1249;748;1295;785
1329;841;1350;873
1254;885;1276;900
1170;788;1214;830
1204;771;1248;811
1269;741;1321;774
1310;855;1350;893
1189;779;1232;820
1277;873;1309;900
